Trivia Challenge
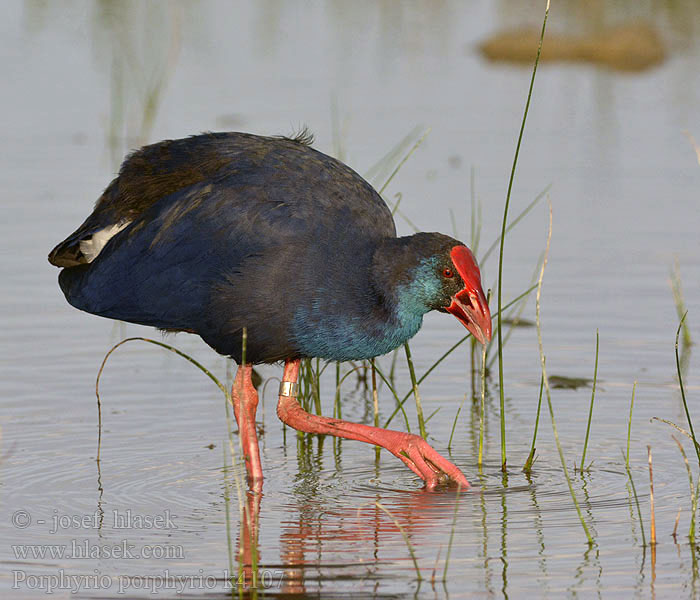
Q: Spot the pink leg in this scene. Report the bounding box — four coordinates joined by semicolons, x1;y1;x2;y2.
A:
276;359;469;490
232;364;263;482
237;480;262;586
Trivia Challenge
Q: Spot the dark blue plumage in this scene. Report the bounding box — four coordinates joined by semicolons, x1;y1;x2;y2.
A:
50;130;493;488
50;131;479;364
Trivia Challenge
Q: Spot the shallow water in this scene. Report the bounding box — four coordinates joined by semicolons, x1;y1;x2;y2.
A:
2;1;700;597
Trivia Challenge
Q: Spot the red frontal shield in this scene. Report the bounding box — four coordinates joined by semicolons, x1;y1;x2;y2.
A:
445;246;492;345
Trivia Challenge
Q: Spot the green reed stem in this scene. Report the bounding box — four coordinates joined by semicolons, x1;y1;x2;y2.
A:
442;485;462;581
376;502;422;581
676;312;700;469
672;435;697;544
96;337;227;397
371;359;380;460
470;337;477;402
444;285;536;382
544;368;593;545
334;365;370;393
222;447;236;584
404;342;427;439
334;362;341;418
622;450;647;548
335;364;407;430
424;407;441;425
497;0;549;472
297;360;307;412
627;381;637;469
481;184;550;265
313;357;322;415
536;203;593;545
691;478;700;547
448;396;466;450
389;347;399;385
382;285;537;429
478;338;488;468
373;362;411;431
523;375;544;473
95;336;229;461
580;330;599;470
652;417;700;450
671;258;692;347
487;258;541;372
379;129;431;196
391;191;403;217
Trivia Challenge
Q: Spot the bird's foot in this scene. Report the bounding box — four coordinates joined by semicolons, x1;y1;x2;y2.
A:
387;432;469;490
277;359;469;490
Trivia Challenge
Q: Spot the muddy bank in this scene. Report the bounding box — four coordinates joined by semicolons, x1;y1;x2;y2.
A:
479;22;665;71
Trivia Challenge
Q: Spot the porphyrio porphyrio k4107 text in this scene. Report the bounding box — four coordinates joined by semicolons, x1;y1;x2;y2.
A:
49;131;492;489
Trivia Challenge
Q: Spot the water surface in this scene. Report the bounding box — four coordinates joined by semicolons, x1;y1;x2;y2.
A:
2;1;700;597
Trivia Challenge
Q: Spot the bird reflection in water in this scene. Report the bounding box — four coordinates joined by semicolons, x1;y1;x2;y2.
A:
234;470;463;595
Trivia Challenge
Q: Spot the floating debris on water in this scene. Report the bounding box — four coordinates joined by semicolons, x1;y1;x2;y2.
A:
502;317;535;328
549;375;593;390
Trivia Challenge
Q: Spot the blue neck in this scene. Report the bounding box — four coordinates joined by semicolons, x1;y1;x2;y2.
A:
291;303;424;362
290;260;435;362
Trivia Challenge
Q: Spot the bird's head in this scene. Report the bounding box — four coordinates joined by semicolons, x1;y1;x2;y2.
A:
372;233;492;345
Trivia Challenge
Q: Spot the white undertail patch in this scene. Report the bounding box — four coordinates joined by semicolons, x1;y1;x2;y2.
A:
79;221;131;262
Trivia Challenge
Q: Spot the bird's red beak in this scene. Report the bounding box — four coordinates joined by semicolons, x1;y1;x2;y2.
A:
445;246;492;345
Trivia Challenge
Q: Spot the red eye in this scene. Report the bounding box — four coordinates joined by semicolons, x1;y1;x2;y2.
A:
443;268;454;278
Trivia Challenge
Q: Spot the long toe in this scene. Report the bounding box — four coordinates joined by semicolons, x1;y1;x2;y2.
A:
391;433;469;489
418;442;470;488
406;445;441;489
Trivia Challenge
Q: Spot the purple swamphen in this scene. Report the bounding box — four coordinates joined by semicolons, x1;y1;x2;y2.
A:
48;131;492;489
